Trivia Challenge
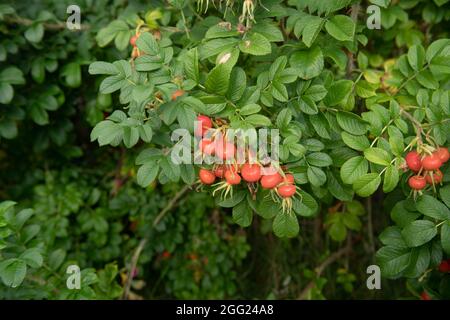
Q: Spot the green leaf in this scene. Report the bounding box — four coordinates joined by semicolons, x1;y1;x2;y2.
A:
24;23;44;43
96;20;129;47
205;24;239;39
298;97;318;115
290;46;324;80
240;103;261;116
0;67;25;84
245;114;271;127
134;55;163;72
251;20;284;42
307;166;327;186
136;32;159;55
132;85;153;103
388;126;404;156
383;165;399;193
417;70;439;89
363;147;392;166
355;80;377;98
304;85;328;101
184;48;199;83
216;190;246;208
99;75;125;94
136;162;159;187
403;246;430;278
10;208;33;230
439;185;450;208
416;195;450;220
309;113;330;139
293;191;319;217
48;249;66;270
402;220;437;248
227;67;246;102
19;248;43;268
0;258;27;288
271;80;288;102
426;39;450;63
376;246;411;278
336;111;367;135
328;220;347;242
269;56;287;80
324;80;353;106
138;124;153;143
407;44;425;71
88;61;119;75
301;15;324;47
343;212;362;231
327;171;354;202
62;62;81;88
379;226;407;248
353;173;381;197
391;201;421;228
30;105;49;126
256;191;280;219
200;38;239;59
239;33;271;56
306;152;332;167
90;120;123;146
442;221;450;255
273;212;299;238
0;200;16;220
123;126;139;148
159;157;180;182
205;63;231;95
276;108;292;129
0;83;13;104
232;201;253;227
325;15;355;42
0;119;17;139
31;59;45;84
341;132;370;151
180;164;196;185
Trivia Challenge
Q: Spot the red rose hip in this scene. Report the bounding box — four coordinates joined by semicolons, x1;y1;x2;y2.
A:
408;175;426;190
199;169;215;185
405;151;422;172
422;154;442;171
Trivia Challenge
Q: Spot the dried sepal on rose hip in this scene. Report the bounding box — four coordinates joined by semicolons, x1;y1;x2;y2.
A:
211;168;241;199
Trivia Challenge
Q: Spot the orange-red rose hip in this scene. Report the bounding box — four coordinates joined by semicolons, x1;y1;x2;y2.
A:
405;151;422;172
199;169;215;185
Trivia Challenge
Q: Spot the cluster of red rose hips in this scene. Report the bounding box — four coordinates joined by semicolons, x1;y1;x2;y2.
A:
195;114;299;211
405;147;449;191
